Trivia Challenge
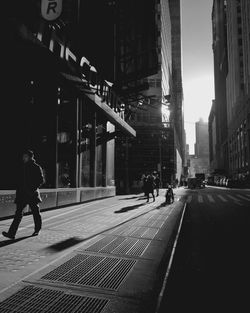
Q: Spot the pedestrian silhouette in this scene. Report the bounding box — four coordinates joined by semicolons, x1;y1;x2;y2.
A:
2;150;45;240
154;174;161;196
165;184;174;204
145;174;156;203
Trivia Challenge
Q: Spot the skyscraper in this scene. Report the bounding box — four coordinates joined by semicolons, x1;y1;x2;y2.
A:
195;119;209;158
115;0;184;193
211;0;250;185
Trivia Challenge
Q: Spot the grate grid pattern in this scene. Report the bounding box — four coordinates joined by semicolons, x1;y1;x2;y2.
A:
40;254;136;290
0;285;109;313
42;254;89;280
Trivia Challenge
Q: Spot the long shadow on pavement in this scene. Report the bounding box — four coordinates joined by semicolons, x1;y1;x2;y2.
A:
114;203;147;213
43;201;168;253
119;196;141;200
0;235;32;248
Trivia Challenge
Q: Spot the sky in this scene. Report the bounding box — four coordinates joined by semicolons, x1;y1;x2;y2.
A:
181;0;214;154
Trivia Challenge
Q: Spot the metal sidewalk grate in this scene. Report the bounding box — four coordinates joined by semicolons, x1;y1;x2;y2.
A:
42;254;89;280
84;237;117;252
0;285;109;313
85;237;151;257
42;255;104;283
99;259;136;290
85;236;125;253
41;254;136;290
139;219;165;228
112;238;150;257
106;226;159;239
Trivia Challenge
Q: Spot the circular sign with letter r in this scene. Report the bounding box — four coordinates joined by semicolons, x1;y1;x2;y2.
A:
41;0;63;21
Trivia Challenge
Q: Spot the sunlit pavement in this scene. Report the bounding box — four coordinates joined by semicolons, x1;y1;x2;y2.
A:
0;189;185;313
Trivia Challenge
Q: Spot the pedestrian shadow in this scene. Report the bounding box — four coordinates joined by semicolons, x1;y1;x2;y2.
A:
114;203;147;213
45;237;83;252
119;196;141;200
137;196;148;201
155;202;170;209
0;235;32;248
42;204;160;253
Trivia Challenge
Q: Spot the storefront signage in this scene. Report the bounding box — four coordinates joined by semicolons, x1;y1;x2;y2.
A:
37;27;120;112
41;0;62;21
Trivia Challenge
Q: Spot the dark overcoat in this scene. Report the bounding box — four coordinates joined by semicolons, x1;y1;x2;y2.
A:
145;176;155;194
15;159;45;205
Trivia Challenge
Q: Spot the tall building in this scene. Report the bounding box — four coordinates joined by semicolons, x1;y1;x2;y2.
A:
211;0;229;175
209;100;217;172
195;118;209;158
0;0;136;216
187;119;209;178
211;0;250;185
115;0;184;193
169;0;185;170
226;0;250;181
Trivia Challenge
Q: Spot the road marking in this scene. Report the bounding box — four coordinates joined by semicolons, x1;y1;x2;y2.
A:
207;195;215;203
217;195;227;202
236;194;250;201
227;195;241;201
187;196;192;203
198;195;203;203
226;195;244;206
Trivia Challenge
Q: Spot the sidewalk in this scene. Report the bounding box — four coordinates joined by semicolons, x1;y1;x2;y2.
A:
0;190;186;313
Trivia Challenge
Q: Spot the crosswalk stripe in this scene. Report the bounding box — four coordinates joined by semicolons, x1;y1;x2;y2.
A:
187;196;192;203
236;194;250;201
217;195;227;202
227;195;242;202
198;195;203;203
207;195;215;203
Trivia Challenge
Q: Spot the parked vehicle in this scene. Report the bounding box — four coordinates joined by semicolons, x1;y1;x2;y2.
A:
187;177;205;189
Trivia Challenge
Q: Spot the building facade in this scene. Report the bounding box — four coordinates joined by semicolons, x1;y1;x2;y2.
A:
187;119;210;178
0;0;136;217
211;0;229;175
195;119;209;158
115;0;184;193
211;0;250;185
209;100;217;172
226;0;250;182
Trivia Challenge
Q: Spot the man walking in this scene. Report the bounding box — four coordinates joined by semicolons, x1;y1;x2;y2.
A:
2;150;45;240
145;174;156;203
154;174;161;197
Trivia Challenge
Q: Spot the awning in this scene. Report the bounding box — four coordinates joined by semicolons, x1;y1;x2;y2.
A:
60;72;136;137
86;93;136;137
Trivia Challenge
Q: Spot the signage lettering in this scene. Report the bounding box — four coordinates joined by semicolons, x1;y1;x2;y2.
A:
37;27;121;113
41;0;62;21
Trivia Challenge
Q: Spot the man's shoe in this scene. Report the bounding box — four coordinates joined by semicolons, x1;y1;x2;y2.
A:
32;231;40;237
2;231;15;240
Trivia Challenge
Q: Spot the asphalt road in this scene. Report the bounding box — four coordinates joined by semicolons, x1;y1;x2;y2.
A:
159;186;250;313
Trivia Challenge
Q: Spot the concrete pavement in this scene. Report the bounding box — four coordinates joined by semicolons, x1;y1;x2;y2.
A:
0;189;186;313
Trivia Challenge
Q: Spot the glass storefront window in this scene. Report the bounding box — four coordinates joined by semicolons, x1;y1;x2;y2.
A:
106;122;115;186
96;119;106;187
57;87;76;188
80;99;92;187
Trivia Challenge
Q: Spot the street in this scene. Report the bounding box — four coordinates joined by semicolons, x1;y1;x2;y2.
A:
159;186;250;312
